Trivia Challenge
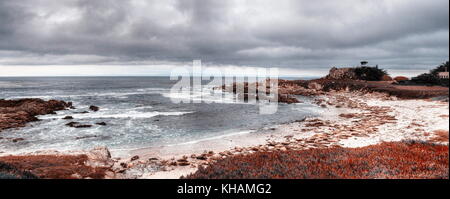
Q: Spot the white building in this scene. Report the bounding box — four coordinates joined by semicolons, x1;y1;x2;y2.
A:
438;72;449;79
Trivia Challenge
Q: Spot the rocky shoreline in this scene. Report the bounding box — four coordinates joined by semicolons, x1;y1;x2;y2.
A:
0;79;449;179
0;99;72;132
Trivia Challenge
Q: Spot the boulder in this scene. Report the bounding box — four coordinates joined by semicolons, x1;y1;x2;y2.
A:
85;147;114;168
278;95;300;104
89;106;100;112
130;156;140;161
65;122;92;128
62;116;74;120
96;122;107;126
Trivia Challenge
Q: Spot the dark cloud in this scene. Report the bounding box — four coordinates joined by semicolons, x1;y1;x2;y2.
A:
0;0;448;70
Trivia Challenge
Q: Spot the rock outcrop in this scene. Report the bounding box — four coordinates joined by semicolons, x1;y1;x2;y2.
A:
219;79;322;104
89;106;100;112
0;99;71;132
326;67;358;80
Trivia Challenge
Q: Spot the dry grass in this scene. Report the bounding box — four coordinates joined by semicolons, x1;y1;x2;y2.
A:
0;155;108;179
185;142;449;179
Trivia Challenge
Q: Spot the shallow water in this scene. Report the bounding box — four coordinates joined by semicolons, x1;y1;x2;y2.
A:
0;77;321;154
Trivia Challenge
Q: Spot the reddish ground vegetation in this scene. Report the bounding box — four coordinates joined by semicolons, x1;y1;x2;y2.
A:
185;142;449;179
430;130;449;142
394;76;410;82
381;75;393;81
0;155;108;179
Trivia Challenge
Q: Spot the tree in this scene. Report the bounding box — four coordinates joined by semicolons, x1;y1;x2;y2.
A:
430;61;449;76
411;73;440;85
354;67;388;81
410;61;449;87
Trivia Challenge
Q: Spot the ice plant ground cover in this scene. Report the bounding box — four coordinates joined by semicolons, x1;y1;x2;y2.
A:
185;141;449;179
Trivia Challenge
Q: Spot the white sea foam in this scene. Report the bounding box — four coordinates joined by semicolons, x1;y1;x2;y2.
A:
131;106;154;110
39;110;193;120
6;88;169;100
166;130;255;147
162;88;244;104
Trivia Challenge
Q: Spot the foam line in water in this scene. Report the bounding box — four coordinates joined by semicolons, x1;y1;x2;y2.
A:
39;111;193;119
166;130;255;147
6;88;169;100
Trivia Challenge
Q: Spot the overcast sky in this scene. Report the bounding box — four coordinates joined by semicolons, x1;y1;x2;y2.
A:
0;0;449;76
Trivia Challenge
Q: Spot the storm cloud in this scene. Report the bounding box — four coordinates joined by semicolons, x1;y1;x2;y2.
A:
0;0;448;70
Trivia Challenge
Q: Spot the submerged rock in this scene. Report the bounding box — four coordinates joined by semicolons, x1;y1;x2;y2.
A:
65;122;92;128
89;106;100;112
12;138;25;143
75;135;98;140
75;111;89;114
62;116;74;120
96;122;107;126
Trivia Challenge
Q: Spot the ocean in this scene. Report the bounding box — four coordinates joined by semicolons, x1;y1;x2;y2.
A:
0;77;322;154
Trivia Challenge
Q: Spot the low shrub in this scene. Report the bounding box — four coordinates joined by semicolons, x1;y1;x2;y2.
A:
0;161;38;179
0;155;108;179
